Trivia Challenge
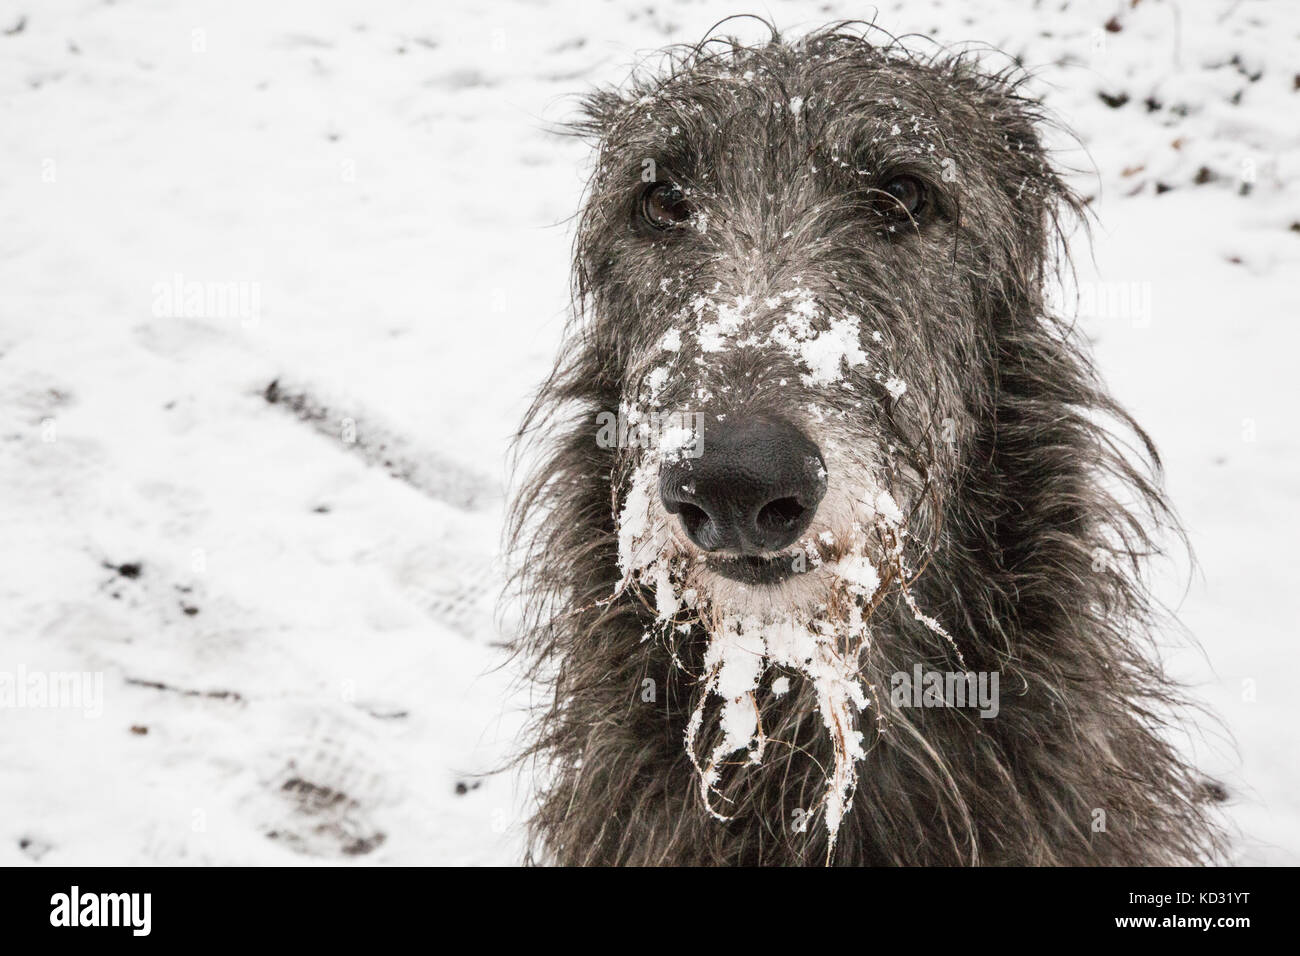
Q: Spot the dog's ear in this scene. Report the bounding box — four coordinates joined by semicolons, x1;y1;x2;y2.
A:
952;64;1087;301
571;88;626;139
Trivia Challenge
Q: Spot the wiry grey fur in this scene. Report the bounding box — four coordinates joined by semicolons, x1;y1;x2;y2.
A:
509;23;1225;866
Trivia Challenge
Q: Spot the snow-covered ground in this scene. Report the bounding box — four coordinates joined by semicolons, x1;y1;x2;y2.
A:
0;0;1295;865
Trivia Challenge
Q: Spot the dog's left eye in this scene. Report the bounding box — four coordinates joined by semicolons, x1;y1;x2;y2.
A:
876;175;927;220
641;183;693;229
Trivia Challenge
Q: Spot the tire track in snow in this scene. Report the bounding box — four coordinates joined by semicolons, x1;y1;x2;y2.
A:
261;377;498;512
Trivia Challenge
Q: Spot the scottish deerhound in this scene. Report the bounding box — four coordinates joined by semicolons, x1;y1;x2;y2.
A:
510;23;1223;865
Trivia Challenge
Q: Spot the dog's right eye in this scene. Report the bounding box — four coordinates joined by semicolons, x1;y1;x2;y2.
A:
873;174;928;222
641;183;693;229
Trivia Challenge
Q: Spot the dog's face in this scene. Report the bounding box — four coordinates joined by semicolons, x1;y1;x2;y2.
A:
577;37;1065;621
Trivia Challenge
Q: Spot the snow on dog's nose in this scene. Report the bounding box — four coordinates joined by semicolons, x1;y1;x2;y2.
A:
658;415;827;554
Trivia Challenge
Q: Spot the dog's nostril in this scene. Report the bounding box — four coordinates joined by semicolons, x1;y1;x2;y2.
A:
677;502;709;538
756;497;806;532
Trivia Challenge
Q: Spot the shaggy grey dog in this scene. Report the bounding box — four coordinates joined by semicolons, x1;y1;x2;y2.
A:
510;23;1223;866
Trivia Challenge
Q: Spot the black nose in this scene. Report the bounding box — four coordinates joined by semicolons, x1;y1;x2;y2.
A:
658;417;827;554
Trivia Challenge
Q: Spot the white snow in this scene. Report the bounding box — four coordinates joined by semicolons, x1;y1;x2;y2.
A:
763;288;872;386
793;316;870;386
827;554;882;598
1;0;1295;865
616;463;658;578
644;365;669;400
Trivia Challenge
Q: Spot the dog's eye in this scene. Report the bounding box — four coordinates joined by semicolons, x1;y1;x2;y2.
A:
641;183;693;229
876;175;926;220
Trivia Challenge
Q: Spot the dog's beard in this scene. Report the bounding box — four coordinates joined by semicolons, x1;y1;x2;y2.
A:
615;456;960;856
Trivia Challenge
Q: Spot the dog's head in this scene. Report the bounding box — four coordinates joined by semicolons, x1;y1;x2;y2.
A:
572;30;1076;620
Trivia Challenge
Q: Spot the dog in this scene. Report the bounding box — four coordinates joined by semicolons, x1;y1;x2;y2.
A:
509;23;1224;865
